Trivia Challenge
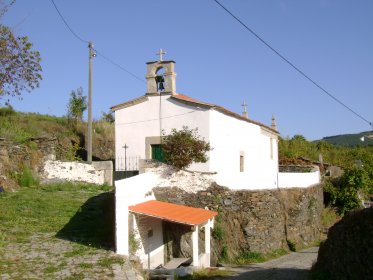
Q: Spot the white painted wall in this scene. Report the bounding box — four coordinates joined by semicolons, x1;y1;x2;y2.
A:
42;160;106;185
115;172;159;256
115;95;210;172
209;110;279;190
114;95;280;190
132;215;165;269
278;168;320;188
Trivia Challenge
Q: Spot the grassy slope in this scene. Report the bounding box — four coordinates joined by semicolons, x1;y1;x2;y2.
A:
0;183;127;279
0;111;73;143
0;108;114;160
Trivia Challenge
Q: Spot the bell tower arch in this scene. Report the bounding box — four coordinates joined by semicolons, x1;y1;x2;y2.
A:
145;52;176;95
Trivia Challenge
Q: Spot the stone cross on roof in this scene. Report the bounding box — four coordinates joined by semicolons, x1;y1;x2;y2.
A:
241;100;248;113
241;100;248;118
156;48;166;61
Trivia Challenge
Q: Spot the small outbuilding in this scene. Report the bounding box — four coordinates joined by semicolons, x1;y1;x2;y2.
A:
115;171;217;269
129;200;217;269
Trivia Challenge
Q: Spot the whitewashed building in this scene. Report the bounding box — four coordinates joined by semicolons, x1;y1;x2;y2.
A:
112;58;280;190
112;56;320;270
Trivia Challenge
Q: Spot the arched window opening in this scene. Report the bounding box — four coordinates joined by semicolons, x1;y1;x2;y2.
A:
155;67;166;92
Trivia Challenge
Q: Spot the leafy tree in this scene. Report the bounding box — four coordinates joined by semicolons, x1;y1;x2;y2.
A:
162;126;211;169
101;110;114;123
0;2;42;102
291;134;306;142
67;87;87;127
325;167;370;214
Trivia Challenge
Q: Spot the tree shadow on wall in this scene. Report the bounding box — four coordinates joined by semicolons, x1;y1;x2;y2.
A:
56;191;115;250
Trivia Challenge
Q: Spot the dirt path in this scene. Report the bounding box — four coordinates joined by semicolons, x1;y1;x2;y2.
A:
0;233;140;280
224;247;318;280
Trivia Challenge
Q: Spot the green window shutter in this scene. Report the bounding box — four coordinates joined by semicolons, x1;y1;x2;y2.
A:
151;144;165;163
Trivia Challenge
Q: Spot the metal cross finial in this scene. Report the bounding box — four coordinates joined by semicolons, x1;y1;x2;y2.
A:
156;48;166;61
241;100;248;113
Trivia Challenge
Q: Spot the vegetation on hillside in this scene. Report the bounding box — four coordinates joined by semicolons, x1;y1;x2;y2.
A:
280;135;373;214
0;106;114;190
321;131;373;147
0;106;114;160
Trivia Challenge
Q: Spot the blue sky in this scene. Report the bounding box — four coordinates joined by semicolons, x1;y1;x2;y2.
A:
2;0;373;140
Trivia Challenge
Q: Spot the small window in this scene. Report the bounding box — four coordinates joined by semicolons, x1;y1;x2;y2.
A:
240;155;244;172
270;138;274;160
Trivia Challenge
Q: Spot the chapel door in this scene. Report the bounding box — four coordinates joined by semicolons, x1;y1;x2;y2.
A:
151;144;165;163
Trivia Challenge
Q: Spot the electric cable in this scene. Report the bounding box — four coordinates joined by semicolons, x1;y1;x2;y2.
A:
213;0;372;128
94;49;146;84
50;0;88;44
49;0;145;84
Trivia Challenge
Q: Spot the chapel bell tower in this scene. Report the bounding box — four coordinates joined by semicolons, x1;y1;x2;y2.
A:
146;49;177;95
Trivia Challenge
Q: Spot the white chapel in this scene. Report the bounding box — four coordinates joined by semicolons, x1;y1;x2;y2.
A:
111;55;279;190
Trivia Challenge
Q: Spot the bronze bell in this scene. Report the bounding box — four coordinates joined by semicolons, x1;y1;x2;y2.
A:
155;75;165;92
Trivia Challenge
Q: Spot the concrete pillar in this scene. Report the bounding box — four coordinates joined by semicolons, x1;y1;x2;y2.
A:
205;220;211;267
192;225;199;267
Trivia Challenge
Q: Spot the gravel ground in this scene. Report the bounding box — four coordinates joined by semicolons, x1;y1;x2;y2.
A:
225;247;319;280
0;233;142;280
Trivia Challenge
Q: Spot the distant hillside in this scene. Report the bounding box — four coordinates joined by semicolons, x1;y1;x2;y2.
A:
321;131;373;147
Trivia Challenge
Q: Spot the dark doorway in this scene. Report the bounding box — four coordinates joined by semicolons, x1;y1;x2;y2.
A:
151;144;165;163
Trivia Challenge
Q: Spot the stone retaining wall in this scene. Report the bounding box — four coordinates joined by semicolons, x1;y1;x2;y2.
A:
0;137;58;190
42;160;113;186
153;183;323;263
313;207;373;279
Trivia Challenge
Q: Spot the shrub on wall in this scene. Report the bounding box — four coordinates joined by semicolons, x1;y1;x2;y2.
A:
162;126;211;169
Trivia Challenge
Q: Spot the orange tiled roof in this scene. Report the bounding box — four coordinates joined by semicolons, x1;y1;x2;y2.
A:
172;93;278;134
128;200;217;226
110;92;279;134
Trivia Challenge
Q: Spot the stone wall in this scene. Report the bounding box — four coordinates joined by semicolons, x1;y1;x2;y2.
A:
153;183;323;263
0;137;57;190
313;207;373;279
41;160;113;186
0;136;113;190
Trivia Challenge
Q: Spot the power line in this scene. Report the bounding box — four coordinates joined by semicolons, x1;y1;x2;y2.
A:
94;49;146;84
213;0;372;128
49;0;145;84
50;0;88;44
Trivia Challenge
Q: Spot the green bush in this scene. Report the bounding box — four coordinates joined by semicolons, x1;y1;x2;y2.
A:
236;251;266;264
324;167;369;214
220;245;228;261
162;126;211;169
212;224;224;240
18;165;39;188
129;231;140;254
0;105;16;116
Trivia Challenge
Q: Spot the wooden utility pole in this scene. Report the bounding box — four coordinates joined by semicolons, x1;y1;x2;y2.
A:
87;42;94;163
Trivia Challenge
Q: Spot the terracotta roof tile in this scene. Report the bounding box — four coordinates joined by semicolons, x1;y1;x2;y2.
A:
128;200;217;226
172;93;278;134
